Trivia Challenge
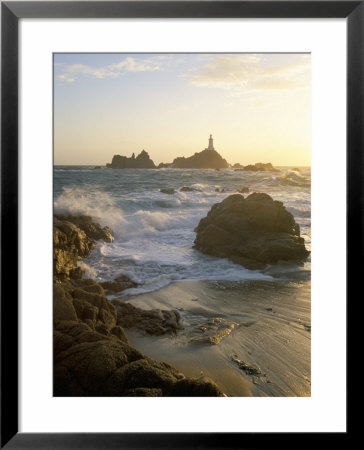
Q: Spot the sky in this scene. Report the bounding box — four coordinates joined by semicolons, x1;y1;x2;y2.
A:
54;53;310;166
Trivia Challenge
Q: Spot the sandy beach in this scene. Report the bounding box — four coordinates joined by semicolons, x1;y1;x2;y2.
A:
118;279;311;397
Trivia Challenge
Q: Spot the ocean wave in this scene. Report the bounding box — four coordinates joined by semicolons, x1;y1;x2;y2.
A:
270;170;311;187
54;185;205;241
54;186;127;231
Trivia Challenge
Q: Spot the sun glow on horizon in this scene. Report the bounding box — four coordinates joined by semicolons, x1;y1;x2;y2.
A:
54;53;310;166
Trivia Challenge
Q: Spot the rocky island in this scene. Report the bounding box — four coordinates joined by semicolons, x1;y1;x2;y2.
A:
107;150;156;169
172;135;229;169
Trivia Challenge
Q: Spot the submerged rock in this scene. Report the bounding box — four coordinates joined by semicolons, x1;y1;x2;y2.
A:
194;193;309;269
54;279;224;397
188;317;238;345
231;354;263;376
180;186;202;192
160;188;176;195
112;301;183;336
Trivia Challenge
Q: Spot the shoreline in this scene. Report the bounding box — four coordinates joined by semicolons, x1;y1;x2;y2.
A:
118;279;311;397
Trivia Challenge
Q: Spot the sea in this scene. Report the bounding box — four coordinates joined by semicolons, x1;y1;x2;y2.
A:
54;166;311;396
54;166;311;293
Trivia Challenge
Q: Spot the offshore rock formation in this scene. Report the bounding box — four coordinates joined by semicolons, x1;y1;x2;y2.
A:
239;162;278;172
172;135;229;169
173;149;229;169
194;193;309;270
107;150;156;169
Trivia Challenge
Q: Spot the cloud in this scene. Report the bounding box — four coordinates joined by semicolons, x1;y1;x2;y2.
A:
185;54;310;93
56;56;166;83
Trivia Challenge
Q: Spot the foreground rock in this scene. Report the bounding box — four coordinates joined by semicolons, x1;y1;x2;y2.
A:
194;193;309;269
54;279;224;396
107;150;155;169
54;215;113;281
55;215;113;242
112;300;183;336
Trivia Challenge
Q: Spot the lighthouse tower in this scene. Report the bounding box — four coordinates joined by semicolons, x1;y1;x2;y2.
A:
206;134;215;151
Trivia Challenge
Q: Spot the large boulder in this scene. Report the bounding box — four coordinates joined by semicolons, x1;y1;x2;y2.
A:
194;193;309;269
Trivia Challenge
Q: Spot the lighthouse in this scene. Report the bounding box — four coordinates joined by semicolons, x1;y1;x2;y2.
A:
206;134;215;151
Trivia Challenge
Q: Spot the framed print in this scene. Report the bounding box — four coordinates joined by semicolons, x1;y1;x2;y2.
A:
1;1;359;448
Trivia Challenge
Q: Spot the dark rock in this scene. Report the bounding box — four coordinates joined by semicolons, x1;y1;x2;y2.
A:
160;188;176;195
233;163;244;169
124;388;163;396
173;149;229;169
55;215;113;243
113;301;183;336
54;281;225;397
158;163;173;169
54;215;114;281
194;193;309;269
107;150;156;169
168;377;224;397
54;284;78;322
180;186;202;192
54;218;95;281
100;274;138;294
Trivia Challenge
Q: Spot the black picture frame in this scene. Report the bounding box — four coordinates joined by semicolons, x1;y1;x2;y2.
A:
1;1;358;448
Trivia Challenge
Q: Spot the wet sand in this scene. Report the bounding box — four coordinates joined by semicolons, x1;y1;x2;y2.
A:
118;279;311;397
